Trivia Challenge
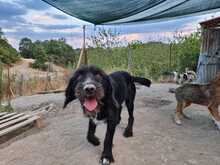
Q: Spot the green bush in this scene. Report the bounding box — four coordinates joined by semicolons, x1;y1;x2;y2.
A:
87;30;201;81
31;60;48;71
31;42;48;70
19;37;34;59
172;31;201;72
88;41;171;80
0;39;20;64
19;38;77;68
0;104;14;112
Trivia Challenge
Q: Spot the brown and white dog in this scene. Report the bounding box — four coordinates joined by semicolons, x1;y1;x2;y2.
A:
174;73;220;129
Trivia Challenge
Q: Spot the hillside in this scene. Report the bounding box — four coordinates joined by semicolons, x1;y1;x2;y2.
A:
0;39;20;64
1;58;71;97
5;58;70;80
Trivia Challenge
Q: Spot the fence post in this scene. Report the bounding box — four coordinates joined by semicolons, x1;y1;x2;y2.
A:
169;43;172;70
77;25;87;68
128;47;133;73
6;65;12;106
45;62;53;91
19;74;24;96
0;61;3;106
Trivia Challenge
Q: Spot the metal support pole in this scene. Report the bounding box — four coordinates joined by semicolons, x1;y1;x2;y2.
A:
77;25;88;68
169;43;172;70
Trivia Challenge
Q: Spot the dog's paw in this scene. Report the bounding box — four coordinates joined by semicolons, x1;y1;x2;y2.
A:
213;120;220;130
100;158;110;165
87;135;100;146
123;129;133;138
100;155;114;165
175;120;182;125
173;115;182;125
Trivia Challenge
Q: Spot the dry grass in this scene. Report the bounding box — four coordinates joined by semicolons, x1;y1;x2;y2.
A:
0;58;72;100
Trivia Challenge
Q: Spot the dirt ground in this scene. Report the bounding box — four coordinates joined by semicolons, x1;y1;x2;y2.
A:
1;83;220;165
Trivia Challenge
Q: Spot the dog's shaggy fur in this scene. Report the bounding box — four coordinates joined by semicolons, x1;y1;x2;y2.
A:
174;73;220;129
63;65;151;165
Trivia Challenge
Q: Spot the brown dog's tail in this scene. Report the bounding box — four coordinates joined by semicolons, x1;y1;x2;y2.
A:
132;76;151;87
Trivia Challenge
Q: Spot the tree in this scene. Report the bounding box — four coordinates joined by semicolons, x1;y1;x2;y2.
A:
25;38;77;68
0;28;3;39
31;42;47;70
43;39;76;66
89;28;121;49
0;39;20;64
128;40;143;49
173;31;201;72
19;38;34;58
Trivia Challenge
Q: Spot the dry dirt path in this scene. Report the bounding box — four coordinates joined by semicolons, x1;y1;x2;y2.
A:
1;83;220;165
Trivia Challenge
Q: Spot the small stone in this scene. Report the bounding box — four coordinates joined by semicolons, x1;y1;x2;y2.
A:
187;159;197;165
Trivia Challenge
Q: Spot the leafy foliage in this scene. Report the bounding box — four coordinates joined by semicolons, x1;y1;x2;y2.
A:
89;28;121;49
0;28;20;65
172;31;201;72
88;41;171;80
4;26;200;81
18;38;77;70
31;41;48;70
0;28;3;39
0;104;14;112
88;29;201;80
0;39;20;64
42;38;76;66
19;37;34;59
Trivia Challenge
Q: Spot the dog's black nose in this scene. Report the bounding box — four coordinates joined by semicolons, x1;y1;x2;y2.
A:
84;84;96;94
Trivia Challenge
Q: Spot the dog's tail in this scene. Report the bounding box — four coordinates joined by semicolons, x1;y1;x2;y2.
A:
132;76;151;87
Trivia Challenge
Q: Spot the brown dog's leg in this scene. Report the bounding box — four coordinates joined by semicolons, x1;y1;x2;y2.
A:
183;101;191;108
174;102;184;125
208;103;220;130
180;101;191;119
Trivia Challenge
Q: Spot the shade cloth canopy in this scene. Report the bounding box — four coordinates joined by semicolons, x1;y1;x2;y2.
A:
42;0;220;25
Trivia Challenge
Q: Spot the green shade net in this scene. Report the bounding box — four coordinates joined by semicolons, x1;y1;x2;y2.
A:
42;0;220;24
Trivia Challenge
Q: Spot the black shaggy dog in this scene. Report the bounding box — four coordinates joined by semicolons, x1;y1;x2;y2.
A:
63;65;151;165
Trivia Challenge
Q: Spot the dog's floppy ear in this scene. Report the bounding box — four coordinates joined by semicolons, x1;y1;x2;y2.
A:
108;77;120;109
63;73;78;108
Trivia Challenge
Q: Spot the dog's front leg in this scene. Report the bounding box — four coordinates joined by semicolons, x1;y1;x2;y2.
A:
100;119;116;165
87;119;100;146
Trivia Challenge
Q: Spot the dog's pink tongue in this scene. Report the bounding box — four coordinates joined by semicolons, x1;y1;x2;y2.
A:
83;99;97;112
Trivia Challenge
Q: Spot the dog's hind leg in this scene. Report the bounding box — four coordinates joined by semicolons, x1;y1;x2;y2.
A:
87;119;100;146
124;83;136;137
174;102;184;125
208;104;220;130
181;101;191;119
116;106;122;125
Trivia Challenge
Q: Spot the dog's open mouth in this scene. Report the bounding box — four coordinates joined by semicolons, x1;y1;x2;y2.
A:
83;98;98;112
82;98;101;118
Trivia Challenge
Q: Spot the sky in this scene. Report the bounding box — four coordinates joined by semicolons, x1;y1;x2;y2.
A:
1;0;220;50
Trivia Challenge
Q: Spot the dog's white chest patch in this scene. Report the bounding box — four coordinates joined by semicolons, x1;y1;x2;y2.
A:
92;118;105;125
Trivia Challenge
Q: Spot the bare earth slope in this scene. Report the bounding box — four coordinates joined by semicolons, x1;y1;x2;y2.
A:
1;83;220;165
4;58;67;80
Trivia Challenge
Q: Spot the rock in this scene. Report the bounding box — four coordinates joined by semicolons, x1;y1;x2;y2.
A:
187;159;197;165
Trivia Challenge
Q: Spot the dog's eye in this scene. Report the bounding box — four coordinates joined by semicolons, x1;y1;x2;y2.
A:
95;74;102;80
76;75;82;80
